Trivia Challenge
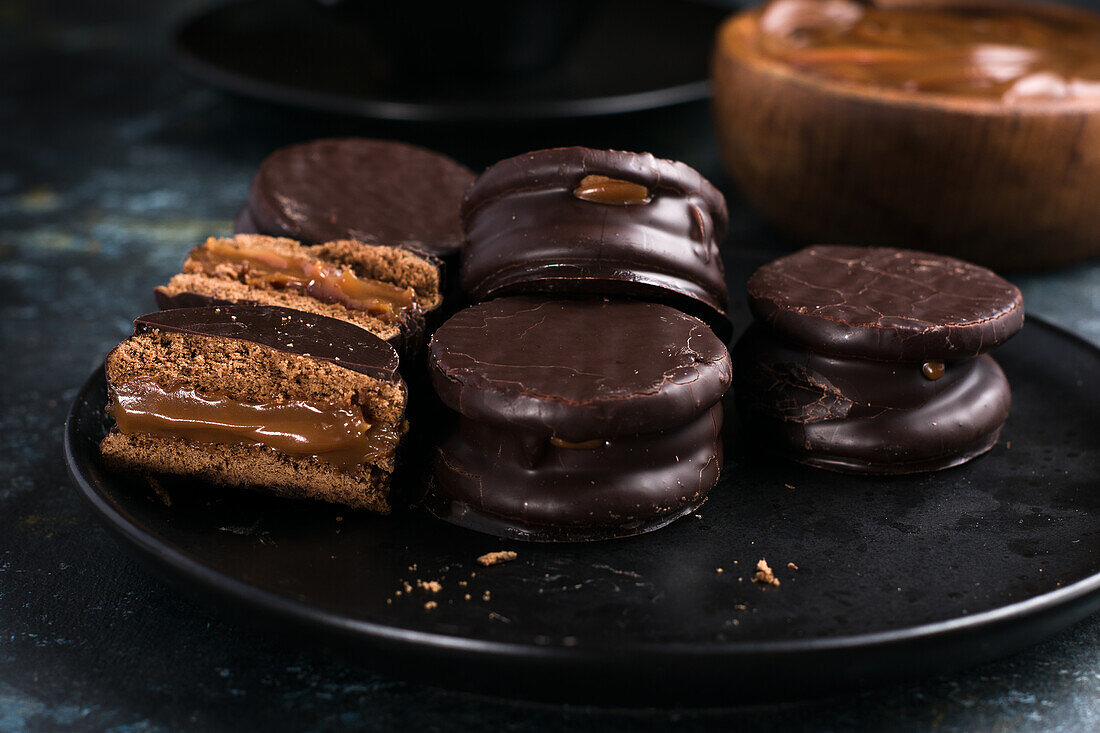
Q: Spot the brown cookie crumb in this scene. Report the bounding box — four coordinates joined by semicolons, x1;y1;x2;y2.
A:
424;601;437;611
753;559;780;587
418;580;442;593
477;550;518;567
787;562;799;571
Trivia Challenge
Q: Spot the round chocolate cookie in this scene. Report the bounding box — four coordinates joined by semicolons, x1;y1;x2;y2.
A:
460;147;731;336
242;138;476;258
735;245;1024;475
747;245;1024;361
427;296;732;541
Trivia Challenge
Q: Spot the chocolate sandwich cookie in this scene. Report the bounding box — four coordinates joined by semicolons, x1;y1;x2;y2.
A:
100;305;406;512
154;234;442;357
428;296;732;541
460;147;731;337
734;245;1024;474
239;138;476;261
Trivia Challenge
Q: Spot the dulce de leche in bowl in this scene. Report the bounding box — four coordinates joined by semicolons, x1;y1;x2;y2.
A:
712;0;1100;269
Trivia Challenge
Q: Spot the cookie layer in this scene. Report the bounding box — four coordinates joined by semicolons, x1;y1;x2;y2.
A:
747;245;1024;361
733;323;1012;474
432;404;723;541
427;295;731;539
428;296;732;441
100;305;406;510
155;235;441;355
245;138;475;257
460;147;730;334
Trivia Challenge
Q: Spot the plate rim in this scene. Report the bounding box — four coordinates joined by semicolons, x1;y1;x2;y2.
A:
169;0;716;122
64;314;1100;667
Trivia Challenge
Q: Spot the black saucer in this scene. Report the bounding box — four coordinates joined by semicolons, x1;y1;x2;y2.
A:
171;0;729;122
65;306;1100;705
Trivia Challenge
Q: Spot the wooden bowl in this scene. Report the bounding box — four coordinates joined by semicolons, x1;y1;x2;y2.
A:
711;0;1100;270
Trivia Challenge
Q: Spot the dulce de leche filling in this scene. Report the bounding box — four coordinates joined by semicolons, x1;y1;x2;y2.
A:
573;175;652;205
188;241;417;323
109;379;400;471
755;0;1100;101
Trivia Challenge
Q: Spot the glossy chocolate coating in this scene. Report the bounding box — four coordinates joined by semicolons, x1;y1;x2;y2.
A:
153;290;418;357
135;305;400;381
428;296;732;441
432;404;723;541
244;138;475;257
747;245;1024;361
460;147;731;334
733;323;1012;474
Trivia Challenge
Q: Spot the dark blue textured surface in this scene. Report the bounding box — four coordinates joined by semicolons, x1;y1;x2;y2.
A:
3;0;1100;729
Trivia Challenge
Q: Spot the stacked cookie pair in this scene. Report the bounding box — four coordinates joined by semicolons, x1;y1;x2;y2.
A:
185;136;479;356
100;139;476;511
733;245;1025;474
426;147;734;541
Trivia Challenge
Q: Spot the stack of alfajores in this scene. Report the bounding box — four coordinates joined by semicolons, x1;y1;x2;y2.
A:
427;147;734;541
100;138;476;512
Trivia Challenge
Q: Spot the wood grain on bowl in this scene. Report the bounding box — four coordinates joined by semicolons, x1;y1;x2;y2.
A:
711;0;1100;270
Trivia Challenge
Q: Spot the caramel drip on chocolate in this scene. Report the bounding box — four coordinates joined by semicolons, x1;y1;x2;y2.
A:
757;0;1100;101
109;380;400;471
573;175;652;205
188;241;417;323
922;361;946;381
549;437;606;450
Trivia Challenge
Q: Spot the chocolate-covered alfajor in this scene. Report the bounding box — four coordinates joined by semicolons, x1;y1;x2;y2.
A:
427;296;731;541
100;305;406;511
460;147;731;337
237;138;476;261
155;234;442;357
734;245;1024;474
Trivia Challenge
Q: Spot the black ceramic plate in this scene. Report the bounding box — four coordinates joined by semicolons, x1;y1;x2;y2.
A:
171;0;729;122
65;306;1100;705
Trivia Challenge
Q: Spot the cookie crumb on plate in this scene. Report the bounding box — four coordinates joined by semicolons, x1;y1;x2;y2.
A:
478;550;517;567
753;559;780;587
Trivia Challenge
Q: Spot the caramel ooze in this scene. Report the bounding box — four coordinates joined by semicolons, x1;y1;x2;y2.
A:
549;437;606;450
189;241;416;322
756;0;1100;100
923;361;946;381
573;175;652;205
109;379;399;471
